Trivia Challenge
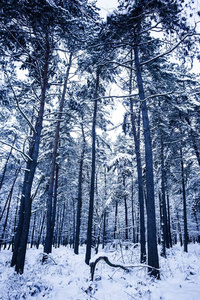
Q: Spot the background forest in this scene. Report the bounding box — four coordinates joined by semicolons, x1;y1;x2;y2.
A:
0;0;200;285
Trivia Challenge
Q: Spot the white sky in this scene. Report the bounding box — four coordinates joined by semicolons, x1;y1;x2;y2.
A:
96;0;119;19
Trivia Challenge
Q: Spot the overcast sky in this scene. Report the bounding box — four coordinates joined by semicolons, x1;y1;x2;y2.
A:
96;0;119;19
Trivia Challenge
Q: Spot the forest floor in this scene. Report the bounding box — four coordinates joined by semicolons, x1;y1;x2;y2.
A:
0;243;200;300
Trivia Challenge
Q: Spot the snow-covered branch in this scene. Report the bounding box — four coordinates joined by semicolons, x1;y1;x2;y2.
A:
140;32;199;66
0;140;32;162
5;73;36;133
89;255;159;281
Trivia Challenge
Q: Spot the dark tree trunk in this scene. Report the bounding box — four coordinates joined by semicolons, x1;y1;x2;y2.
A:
30;212;37;248
85;69;100;265
44;53;72;255
0;167;20;223
11;35;50;274
123;175;129;241
74;122;86;254
102;167;107;249
134;44;159;278
58;203;65;248
114;200;118;240
52;164;59;246
185;116;200;168
11;195;20;251
0;167;20;248
102;210;107;249
131;175;136;244
180;145;188;252
176;209;183;247
192;208;200;243
36;211;46;249
129;49;146;262
72;196;76;249
159;192;166;257
0;136;16;191
161;138;169;251
166;190;172;248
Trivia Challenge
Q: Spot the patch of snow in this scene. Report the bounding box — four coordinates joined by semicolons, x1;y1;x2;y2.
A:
0;243;200;299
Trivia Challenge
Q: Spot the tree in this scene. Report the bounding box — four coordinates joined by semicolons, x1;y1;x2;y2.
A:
0;0;80;273
43;52;73;256
106;0;198;277
85;68;100;265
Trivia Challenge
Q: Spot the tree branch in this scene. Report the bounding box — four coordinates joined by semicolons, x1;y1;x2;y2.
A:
89;255;158;281
140;32;199;66
5;73;36;133
0;140;32;162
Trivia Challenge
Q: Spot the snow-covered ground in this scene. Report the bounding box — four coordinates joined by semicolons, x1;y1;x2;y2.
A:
0;243;200;300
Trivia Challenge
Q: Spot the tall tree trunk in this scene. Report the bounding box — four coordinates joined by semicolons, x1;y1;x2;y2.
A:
0;167;21;247
0;167;21;223
85;69;100;265
52;164;59;246
74;122;86;254
129;49;146;263
192;208;200;243
11;34;50;274
102;210;107;249
123;174;129;241
44;53;72;255
131;175;136;244
159;192;165;257
58;203;65;248
0;135;16;191
180;145;188;252
176;209;183;246
134;43;159;278
36;211;46;249
161;137;169;251
102;166;107;249
185;116;200;168
166;189;172;248
11;193;20;251
30;212;37;248
114;199;118;240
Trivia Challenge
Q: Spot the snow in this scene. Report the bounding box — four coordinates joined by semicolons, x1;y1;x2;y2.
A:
0;243;200;299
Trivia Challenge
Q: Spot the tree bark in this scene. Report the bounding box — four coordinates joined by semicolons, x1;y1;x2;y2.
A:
85;69;100;265
180;145;188;252
0;167;21;248
131;175;136;244
0;136;16;191
166;189;172;248
30;211;37;248
74;122;86;254
11;34;50;274
44;53;72;255
161;137;169;252
123;174;129;241
129;49;146;262
134;43;159;278
185;116;200;168
58;203;66;247
176;209;183;246
114;199;118;240
102;167;107;249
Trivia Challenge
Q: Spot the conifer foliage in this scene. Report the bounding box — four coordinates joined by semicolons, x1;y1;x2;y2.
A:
0;0;199;279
